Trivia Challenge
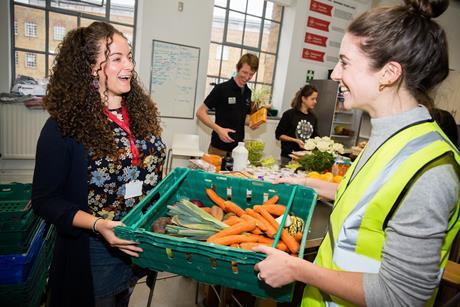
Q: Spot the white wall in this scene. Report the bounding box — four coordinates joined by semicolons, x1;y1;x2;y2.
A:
135;0;214;149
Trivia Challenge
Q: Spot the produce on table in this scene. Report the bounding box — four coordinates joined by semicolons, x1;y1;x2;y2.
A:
298;149;335;173
260;156;276;168
308;171;343;183
244;139;265;164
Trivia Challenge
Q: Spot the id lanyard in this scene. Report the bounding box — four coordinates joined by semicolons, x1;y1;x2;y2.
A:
104;104;139;166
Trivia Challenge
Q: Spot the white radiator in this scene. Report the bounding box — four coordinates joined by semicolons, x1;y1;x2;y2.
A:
0;104;49;160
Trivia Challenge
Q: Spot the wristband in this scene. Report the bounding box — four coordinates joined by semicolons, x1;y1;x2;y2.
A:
92;217;103;234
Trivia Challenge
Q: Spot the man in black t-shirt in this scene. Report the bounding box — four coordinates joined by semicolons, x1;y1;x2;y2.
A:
196;53;259;157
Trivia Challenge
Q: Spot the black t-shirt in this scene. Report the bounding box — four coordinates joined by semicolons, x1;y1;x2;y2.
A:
275;108;318;158
204;78;252;151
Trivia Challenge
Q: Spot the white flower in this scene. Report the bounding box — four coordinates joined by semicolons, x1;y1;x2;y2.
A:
304;139;316;150
332;143;345;154
316;140;331;152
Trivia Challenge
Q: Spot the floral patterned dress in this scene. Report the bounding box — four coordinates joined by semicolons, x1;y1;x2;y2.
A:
87;107;166;220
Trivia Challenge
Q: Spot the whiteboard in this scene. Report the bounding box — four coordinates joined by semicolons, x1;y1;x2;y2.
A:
149;40;200;119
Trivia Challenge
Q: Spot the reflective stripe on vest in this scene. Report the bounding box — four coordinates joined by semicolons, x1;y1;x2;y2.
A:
333;131;444;271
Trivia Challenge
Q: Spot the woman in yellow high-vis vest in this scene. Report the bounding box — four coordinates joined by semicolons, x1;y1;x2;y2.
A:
253;0;460;306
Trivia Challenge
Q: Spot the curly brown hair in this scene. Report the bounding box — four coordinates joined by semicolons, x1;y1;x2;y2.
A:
44;22;162;158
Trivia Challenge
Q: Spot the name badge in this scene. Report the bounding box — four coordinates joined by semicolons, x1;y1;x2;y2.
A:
125;180;143;199
228;97;236;104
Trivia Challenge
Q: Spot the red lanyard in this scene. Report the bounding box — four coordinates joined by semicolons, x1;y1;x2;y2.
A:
104;104;139;166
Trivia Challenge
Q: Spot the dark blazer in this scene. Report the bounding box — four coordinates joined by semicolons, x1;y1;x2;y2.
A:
32;118;94;307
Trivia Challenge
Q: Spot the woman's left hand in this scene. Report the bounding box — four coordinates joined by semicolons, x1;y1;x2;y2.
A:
97;219;144;257
253;245;298;287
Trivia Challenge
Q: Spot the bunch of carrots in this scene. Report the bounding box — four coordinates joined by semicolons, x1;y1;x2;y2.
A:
203;188;301;255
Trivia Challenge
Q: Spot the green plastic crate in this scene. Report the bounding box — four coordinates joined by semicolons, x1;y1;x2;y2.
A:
0;183;32;221
0;183;38;255
116;168;317;302
0;224;56;307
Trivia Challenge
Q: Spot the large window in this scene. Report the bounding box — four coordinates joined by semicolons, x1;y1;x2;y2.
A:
11;0;138;81
206;0;283;100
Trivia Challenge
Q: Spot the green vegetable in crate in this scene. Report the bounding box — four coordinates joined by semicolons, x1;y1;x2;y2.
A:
287;215;305;237
165;199;228;240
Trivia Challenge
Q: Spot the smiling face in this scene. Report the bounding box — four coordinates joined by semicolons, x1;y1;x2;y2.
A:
331;33;381;113
93;33;133;106
234;63;256;87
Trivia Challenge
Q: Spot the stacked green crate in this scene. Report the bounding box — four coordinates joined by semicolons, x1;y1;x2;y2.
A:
0;183;56;307
0;225;56;307
0;183;39;254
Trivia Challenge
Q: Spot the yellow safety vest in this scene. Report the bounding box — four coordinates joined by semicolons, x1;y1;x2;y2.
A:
302;120;460;307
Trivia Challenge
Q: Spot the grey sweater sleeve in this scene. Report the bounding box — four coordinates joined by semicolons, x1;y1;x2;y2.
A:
363;164;459;307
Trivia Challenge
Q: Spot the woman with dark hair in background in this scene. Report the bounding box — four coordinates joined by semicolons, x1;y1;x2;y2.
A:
32;22;165;307
275;84;319;166
254;0;460;306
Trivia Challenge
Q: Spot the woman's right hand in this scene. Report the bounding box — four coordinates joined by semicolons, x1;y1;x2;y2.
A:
96;219;143;257
296;139;305;149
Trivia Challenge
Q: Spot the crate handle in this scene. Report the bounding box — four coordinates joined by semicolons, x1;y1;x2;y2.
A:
131;168;191;229
272;185;298;247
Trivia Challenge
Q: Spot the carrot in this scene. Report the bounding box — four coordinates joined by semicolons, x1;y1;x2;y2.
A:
255;207;300;254
207;220;257;242
211;234;259;245
240;213;268;231
263;195;279;205
210;205;224;221
206;188;226;209
224;201;245;217
230;243;239;248
201;207;212;214
295;232;303;242
245;208;270;232
223;215;242;226
250;227;263;235
262;204;286;216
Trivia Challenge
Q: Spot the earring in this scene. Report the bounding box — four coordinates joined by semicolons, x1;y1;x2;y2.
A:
91;76;100;90
379;83;386;92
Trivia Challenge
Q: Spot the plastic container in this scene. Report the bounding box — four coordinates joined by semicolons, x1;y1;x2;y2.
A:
232;142;248;171
115;168;317;302
0;224;56;307
0;221;45;284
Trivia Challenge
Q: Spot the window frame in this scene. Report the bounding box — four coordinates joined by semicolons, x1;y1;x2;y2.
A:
207;0;284;97
10;0;138;84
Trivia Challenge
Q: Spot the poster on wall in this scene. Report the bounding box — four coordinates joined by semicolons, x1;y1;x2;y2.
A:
301;0;371;67
150;40;200;119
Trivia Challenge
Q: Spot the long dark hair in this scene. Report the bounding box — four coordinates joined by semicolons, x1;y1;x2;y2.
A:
44;22;162;158
348;0;449;109
291;84;318;111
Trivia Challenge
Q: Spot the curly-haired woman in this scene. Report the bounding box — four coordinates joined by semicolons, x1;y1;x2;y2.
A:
32;22;165;307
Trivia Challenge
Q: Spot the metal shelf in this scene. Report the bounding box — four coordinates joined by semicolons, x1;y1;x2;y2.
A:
331;134;353;138
333;120;353;124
